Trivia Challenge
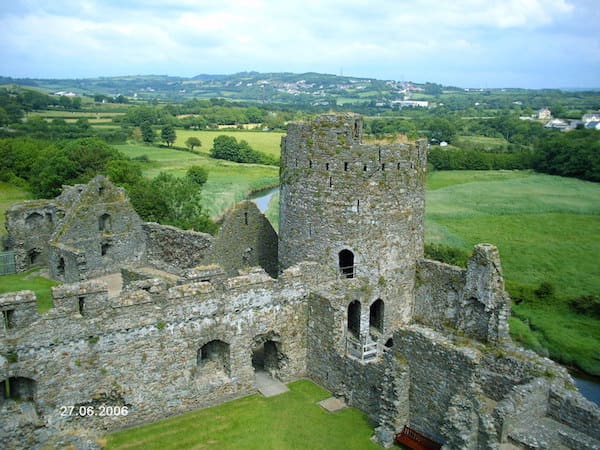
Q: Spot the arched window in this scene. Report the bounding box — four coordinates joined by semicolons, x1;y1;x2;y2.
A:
369;299;384;333
197;340;230;376
98;213;111;233
339;249;354;278
25;212;44;229
347;300;361;337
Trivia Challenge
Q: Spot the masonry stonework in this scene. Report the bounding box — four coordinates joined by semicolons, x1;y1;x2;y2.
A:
1;114;598;450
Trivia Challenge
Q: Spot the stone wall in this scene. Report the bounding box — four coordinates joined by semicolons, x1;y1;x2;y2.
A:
415;244;510;344
394;325;479;444
48;176;146;282
0;264;317;447
142;222;213;274
4;201;65;272
211;201;278;278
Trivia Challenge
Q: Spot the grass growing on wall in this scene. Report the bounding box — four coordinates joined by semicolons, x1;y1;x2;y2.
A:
0;269;57;312
104;380;381;450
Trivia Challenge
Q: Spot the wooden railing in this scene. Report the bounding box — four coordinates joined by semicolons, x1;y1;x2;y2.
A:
346;335;379;363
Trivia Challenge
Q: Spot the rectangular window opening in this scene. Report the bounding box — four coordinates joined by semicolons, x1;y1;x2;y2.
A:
325;162;330;171
381;163;385;171
78;297;85;316
344;162;348;171
2;310;15;329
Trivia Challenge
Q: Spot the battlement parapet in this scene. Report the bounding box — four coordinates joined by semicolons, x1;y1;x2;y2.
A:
0;290;38;334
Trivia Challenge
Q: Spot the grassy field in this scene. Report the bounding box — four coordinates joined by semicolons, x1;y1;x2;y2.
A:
0;182;32;236
425;170;600;374
0;269;57;312
453;135;508;151
174;129;284;158
104;379;381;450
115;144;279;218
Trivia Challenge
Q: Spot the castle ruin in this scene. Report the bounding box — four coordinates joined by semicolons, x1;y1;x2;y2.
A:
1;114;598;449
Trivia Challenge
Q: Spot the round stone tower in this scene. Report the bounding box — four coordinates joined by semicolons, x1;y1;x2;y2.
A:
279;113;427;325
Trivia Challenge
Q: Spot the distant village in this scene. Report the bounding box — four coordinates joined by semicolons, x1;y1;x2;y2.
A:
527;108;600;131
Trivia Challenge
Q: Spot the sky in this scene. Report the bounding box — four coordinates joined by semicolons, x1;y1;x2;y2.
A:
0;0;599;89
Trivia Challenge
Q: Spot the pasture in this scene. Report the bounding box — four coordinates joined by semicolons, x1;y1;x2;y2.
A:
103;379;381;450
174;129;284;158
114;144;279;218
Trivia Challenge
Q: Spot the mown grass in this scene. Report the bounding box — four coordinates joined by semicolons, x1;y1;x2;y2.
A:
425;170;600;374
453;135;508;151
0;269;57;312
104;379;381;450
115;144;279;218
174;129;284;158
0;182;32;236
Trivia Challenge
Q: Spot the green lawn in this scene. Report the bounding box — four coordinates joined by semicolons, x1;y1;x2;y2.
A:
0;182;32;236
174;129;284;158
115;144;279;218
104;380;381;450
0;269;57;312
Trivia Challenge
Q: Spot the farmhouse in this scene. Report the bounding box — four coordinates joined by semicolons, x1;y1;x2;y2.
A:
1;114;598;449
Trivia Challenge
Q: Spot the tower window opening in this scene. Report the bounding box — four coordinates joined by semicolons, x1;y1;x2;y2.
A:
347;300;361;337
329;176;333;188
325;162;330;171
98;213;111;233
356;200;360;213
397;162;401;170
78;297;85;316
369;299;384;333
363;164;367;171
101;243;111;257
309;159;312;168
344;162;348;171
378;147;381;162
353;120;360;139
381;163;385;171
244;212;248;225
339;249;355;278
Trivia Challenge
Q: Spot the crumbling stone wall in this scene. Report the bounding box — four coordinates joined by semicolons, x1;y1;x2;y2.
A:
414;244;510;344
211;201;278;278
4;201;65;272
142;222;213;274
48;176;146;282
0;264;315;447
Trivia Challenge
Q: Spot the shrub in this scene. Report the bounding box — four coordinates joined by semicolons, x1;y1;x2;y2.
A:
534;281;555;300
569;294;600;318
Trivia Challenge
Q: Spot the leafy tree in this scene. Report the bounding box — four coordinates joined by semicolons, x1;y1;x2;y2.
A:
185;136;201;151
186;165;208;186
161;124;176;147
427;117;456;143
0;107;9;127
211;135;241;161
140;121;155;144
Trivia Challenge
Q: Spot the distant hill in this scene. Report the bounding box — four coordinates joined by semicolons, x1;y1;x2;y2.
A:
0;72;447;105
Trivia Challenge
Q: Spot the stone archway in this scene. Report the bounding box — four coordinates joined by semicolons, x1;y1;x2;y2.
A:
251;333;287;379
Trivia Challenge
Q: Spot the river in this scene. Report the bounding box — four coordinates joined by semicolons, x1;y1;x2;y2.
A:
249;186;279;213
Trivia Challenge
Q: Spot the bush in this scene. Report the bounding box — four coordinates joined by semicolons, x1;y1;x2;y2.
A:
534;281;555;300
569;294;600;318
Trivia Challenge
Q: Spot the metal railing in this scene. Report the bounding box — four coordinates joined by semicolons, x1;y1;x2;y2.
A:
338;264;356;279
346;335;379;363
0;251;16;275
